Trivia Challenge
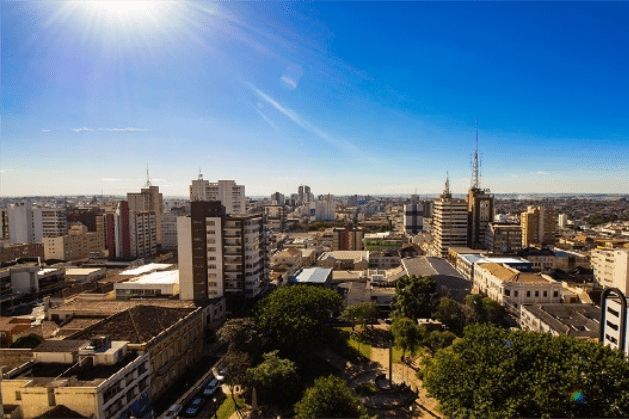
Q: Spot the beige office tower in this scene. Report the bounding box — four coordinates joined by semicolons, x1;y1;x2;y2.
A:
521;205;556;247
190;175;246;215
430;177;468;258
127;185;163;245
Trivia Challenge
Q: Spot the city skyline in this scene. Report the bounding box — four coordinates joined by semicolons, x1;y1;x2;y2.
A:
2;1;628;197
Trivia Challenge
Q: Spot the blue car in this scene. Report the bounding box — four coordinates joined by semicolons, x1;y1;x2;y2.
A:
203;378;220;397
184;398;205;417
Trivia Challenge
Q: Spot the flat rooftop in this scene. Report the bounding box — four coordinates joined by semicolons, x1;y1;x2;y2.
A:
117;270;178;286
120;263;173;276
65;268;103;276
294;267;332;284
478;263;553;284
522;303;600;339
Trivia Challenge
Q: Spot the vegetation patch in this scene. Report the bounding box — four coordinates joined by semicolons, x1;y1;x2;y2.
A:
216;396;245;419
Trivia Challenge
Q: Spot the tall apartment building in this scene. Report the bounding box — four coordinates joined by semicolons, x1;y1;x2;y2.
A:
67;207;101;232
178;201;267;301
43;223;105;260
264;205;286;232
592;248;629;294
430;178;468;258
521;205;555;247
332;226;364;251
466;187;494;249
404;202;431;234
190;176;246;215
103;201;157;259
1;209;10;240
6;204;67;243
128;185;163;245
271;192;285;205
558;213;568;229
485;223;523;253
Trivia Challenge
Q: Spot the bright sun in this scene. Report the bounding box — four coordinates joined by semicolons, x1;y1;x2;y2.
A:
71;0;177;26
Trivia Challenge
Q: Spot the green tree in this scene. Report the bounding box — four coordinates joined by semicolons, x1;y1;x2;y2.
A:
420;323;629;418
433;297;468;335
392;275;436;319
255;285;344;350
245;350;299;404
11;333;43;348
294;375;368;419
391;317;423;360
217;318;263;358
341;302;379;332
423;330;456;354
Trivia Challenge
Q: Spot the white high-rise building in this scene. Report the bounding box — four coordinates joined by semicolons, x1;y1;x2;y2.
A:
7;204;66;243
128;185;163;245
558;213;568;229
430;177;468;258
592;248;629;295
190;176;246;215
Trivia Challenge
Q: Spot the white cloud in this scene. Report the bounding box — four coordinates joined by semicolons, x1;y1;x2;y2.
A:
101;178;121;181
72;127;151;132
536;171;552;175
41;129;51;132
72;127;94;132
250;85;360;155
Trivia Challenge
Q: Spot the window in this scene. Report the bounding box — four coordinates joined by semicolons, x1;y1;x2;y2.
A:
609;307;620;317
553;291;559;298
543;291;547;298
607;320;619;331
504;289;510;297
535;291;539;297
514;290;519;297
526;291;531;298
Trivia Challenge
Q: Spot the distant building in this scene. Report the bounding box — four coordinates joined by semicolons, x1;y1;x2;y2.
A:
190;176;246;215
318;251;369;271
103;201;157;259
43;223;105;261
0;242;44;262
520;247;590;273
332;226;364;251
466;187;494;249
160;212;179;250
271;192;285;205
521;205;555;247
485;223;523;253
430;177;468;258
264;205;286;232
558;213;568;229
404;202;430;234
127;185;163;245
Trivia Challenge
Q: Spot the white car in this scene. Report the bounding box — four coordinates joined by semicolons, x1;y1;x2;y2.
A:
215;368;229;381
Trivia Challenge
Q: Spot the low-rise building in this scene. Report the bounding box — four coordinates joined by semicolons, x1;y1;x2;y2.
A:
114;270;179;300
368;250;401;269
318;251;369;271
520;247;590;273
520;303;600;341
290;267;333;287
1;338;151;419
43;223;105;261
473;262;562;316
65;267;106;283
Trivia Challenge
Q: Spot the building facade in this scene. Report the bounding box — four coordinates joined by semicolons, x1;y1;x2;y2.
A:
332;226;364;251
190;177;246;215
485;223;523;253
521;205;556;247
127;186;163;245
466;187;494;249
430;179;468;258
592;248;629;294
403;202;429;235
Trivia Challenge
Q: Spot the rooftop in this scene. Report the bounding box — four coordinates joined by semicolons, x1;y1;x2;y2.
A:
34;340;90;353
65;268;103;276
120;263;173;276
69;305;198;344
478;263;554;284
117;270;178;286
294;267;332;284
320;251;369;262
522;303;600;339
401;257;436;278
49;300;197;316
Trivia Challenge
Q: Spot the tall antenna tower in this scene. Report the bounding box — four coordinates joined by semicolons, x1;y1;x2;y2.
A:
198;167;203;180
145;164;152;188
471;119;480;189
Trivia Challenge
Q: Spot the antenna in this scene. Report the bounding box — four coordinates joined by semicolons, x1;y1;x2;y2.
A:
472;119;480;189
145;164;152;188
198;167;203;180
444;171;451;198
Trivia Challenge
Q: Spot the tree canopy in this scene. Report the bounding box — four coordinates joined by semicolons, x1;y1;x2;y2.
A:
341;302;379;331
255;285;344;350
391;275;436;319
217;318;263;358
420;323;629;418
246;350;299;404
11;333;43;348
391;317;423;359
294;375;368;419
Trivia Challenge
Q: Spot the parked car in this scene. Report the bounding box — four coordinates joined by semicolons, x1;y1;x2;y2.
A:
164;404;182;419
184;398;205;417
203;378;220;397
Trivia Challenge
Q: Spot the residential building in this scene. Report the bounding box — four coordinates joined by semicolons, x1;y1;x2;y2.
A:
127;185;163;245
332;226;364;251
7;203;36;243
270;247;303;280
315;196;336;221
178;201;267;301
558;213;568;229
290;267;333;287
43;223;105;261
466;187;494;249
103;202;157;259
1;339;151;419
601;294;629;356
67;207;101;232
522;205;556;247
430;177;468;258
0;317;33;347
190;176;246;215
33;207;68;239
473;262;562;316
1;208;10;240
520;247;590;273
69;305;204;402
130;211;157;258
485;223;523;253
264;204;286;232
318;251;369;271
592;248;629;294
368;250;401;269
0;242;44;262
160;212;179;250
271;192;285;205
404;202;430;234
520;303;599;341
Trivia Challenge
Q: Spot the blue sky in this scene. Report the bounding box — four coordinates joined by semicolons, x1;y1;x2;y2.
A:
2;1;628;197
